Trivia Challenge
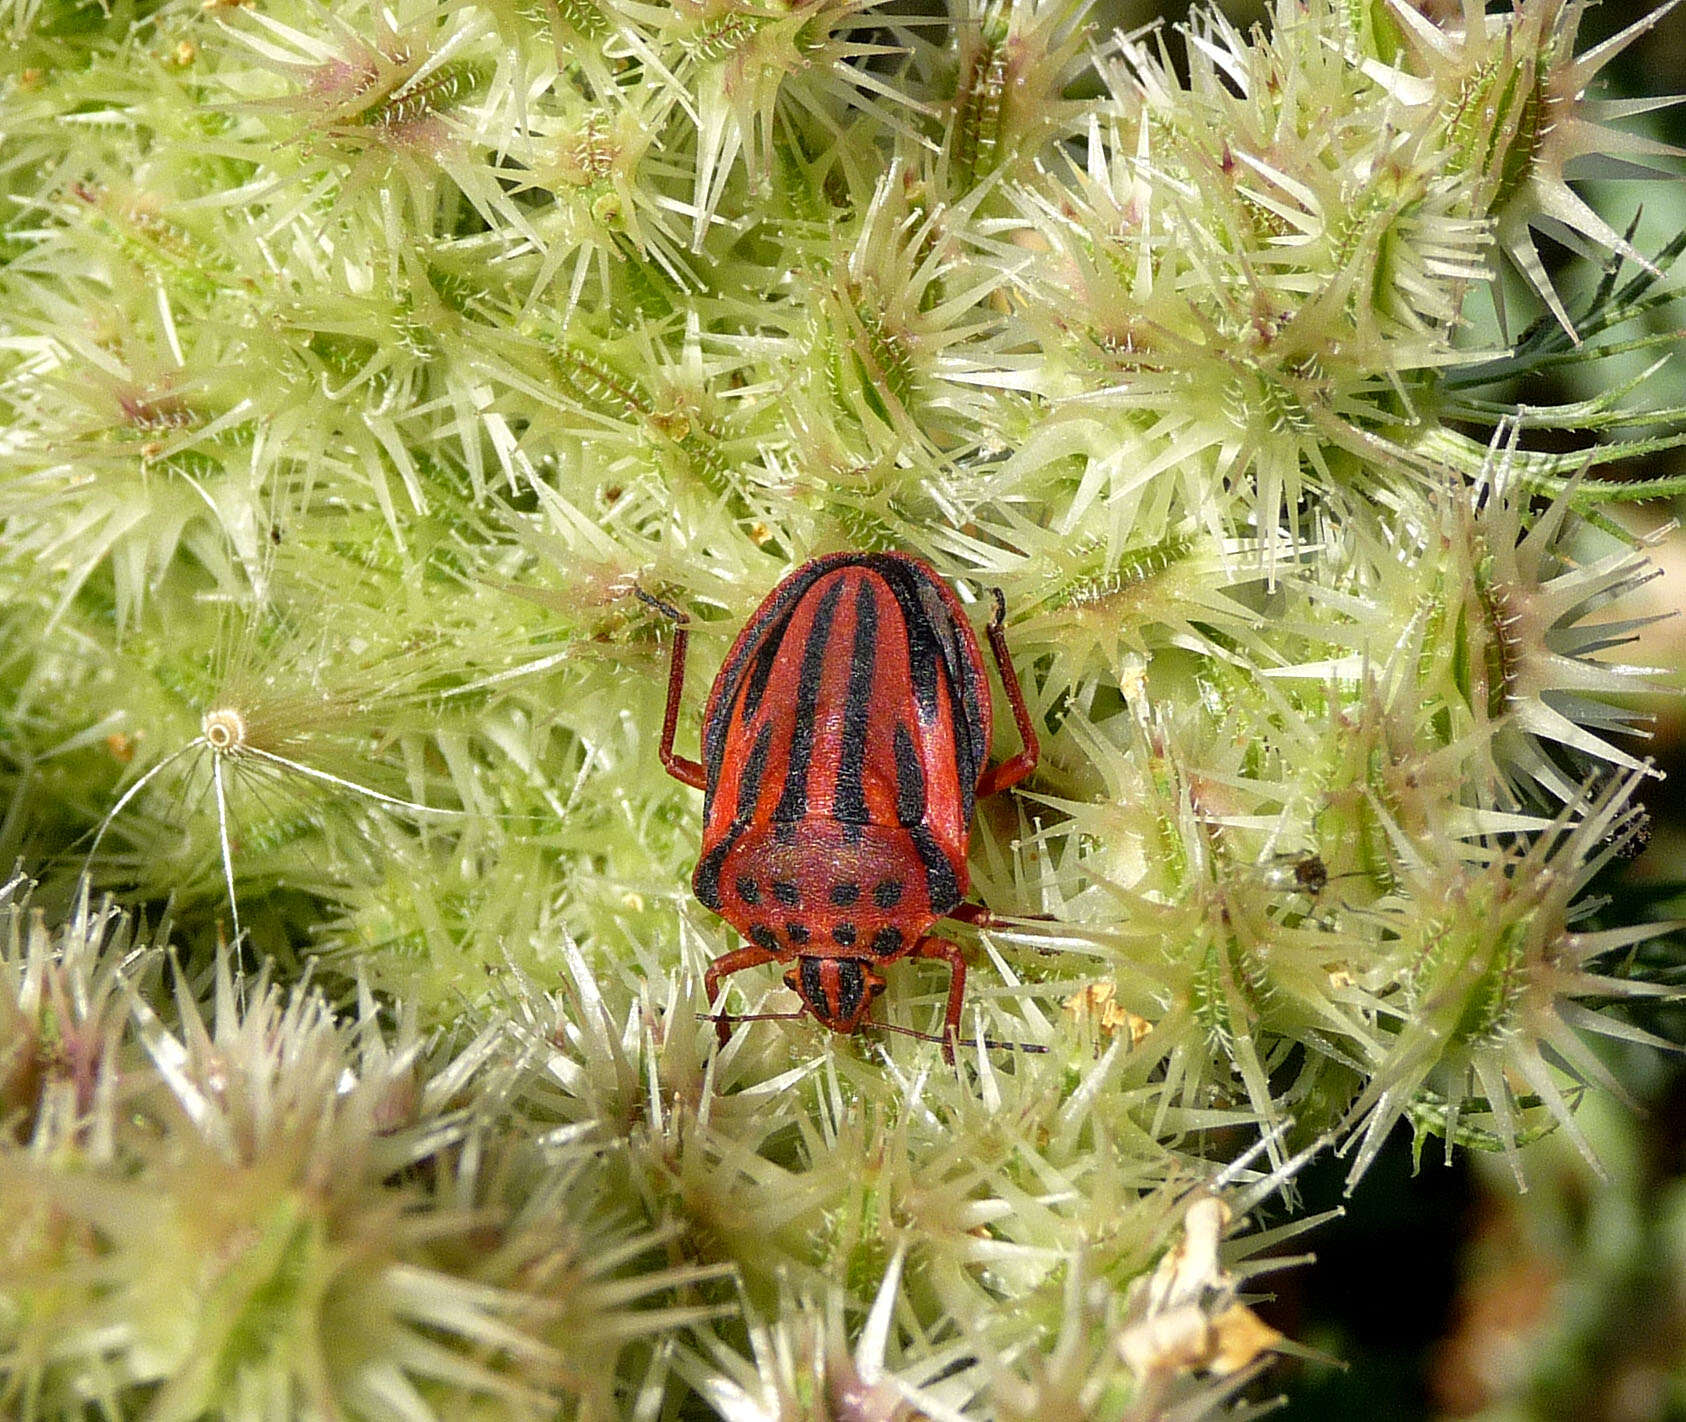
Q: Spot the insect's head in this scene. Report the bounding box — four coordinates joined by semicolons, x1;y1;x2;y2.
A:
783;956;886;1033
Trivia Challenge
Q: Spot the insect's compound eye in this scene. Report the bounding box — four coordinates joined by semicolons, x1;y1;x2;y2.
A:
202;707;247;753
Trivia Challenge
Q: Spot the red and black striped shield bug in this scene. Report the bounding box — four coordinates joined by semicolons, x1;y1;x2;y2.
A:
638;552;1040;1061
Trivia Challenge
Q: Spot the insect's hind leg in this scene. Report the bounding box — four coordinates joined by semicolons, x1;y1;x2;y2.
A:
635;587;707;790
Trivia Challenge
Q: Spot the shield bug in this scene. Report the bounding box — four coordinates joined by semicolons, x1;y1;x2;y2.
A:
639;552;1039;1061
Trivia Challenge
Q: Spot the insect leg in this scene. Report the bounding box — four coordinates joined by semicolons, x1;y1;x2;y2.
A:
703;942;782;1046
635;587;707;790
909;935;966;1064
976;587;1038;798
946;902;997;928
947;901;1057;929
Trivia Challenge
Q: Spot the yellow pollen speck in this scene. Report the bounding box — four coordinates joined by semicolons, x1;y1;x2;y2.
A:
1064;981;1151;1045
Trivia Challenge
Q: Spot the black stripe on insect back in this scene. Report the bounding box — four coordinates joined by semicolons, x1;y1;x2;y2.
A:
737;637;783;734
909;824;960;913
772;577;846;821
873;561;985;807
873;563;945;729
733;720;775;826
833;578;880;823
694;720;774;910
892;723;925;826
703;559;844;778
694;841;730;911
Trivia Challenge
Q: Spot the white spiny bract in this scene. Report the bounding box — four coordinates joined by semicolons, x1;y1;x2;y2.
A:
1;0;1681;1417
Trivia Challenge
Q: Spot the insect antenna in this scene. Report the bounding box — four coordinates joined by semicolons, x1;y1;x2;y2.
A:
870;1020;1049;1055
698;1011;1048;1054
699;1010;807;1025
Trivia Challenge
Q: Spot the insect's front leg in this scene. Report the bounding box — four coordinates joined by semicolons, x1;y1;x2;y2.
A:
703;942;782;1046
976;587;1039;799
635;587;707;790
946;902;997;929
946;901;1056;933
909;936;967;1064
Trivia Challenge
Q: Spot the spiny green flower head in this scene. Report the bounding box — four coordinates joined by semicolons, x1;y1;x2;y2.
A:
0;879;713;1421
1;0;1683;1416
